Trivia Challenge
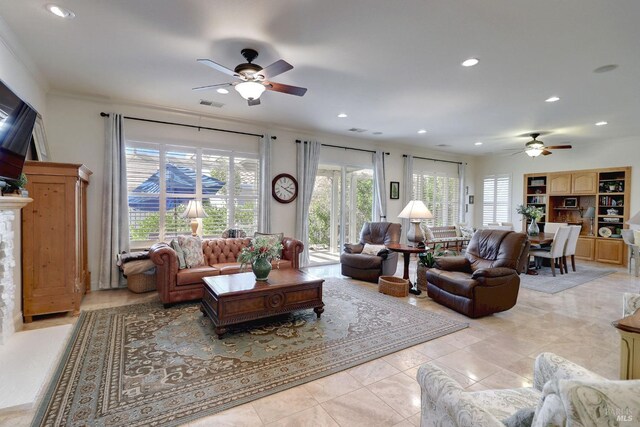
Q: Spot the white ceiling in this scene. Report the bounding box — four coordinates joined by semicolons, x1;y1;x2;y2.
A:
1;0;639;155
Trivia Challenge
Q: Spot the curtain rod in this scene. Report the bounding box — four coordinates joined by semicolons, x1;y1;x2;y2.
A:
403;154;464;165
100;112;276;139
295;140;389;155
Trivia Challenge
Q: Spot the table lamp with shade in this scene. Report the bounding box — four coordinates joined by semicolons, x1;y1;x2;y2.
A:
398;200;433;246
182;200;208;236
583;206;596;236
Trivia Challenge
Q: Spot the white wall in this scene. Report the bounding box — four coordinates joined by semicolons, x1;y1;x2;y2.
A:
0;18;48;328
44;93;475;289
474;138;639;230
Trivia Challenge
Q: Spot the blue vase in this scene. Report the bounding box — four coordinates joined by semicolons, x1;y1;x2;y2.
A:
252;257;272;281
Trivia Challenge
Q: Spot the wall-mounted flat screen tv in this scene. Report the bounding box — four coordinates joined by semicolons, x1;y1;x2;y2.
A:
0;80;38;181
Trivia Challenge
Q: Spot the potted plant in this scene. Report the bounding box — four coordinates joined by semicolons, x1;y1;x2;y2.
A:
238;236;284;281
0;173;28;196
416;244;457;290
516;204;544;236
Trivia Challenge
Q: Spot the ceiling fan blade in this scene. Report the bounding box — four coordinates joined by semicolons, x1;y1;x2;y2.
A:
266;82;307;96
510;150;525;156
248;98;261;106
541;150;553;156
197;59;239;78
544;145;572;150
257;60;293;79
192;82;234;91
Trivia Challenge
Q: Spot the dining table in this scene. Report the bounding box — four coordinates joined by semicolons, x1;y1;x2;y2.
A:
528;232;554;246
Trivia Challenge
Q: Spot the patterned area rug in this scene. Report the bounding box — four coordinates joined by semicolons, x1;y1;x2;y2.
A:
520;264;615;294
32;278;467;427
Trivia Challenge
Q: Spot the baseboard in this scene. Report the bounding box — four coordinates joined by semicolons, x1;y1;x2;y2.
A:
12;312;23;332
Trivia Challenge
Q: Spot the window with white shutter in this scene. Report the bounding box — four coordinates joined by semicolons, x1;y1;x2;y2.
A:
126;141;259;246
482;174;511;225
412;171;460;226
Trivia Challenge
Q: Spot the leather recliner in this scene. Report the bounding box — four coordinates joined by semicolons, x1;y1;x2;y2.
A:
425;229;530;318
340;222;401;282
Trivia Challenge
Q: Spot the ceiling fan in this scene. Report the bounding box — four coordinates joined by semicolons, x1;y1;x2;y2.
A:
512;133;573;157
193;48;307;106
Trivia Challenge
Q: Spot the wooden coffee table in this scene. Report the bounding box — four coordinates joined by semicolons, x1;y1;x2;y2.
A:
201;269;325;339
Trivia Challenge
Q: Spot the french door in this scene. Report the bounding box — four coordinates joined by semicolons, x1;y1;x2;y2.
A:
308;165;373;265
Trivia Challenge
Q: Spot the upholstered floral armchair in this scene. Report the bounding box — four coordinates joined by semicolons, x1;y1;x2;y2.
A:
417;352;640;426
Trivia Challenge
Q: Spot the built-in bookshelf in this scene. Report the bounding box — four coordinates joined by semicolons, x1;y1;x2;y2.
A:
525;175;547;227
523;167;631;265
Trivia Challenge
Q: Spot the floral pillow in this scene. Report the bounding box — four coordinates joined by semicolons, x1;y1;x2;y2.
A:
177;235;204;268
457;224;475;239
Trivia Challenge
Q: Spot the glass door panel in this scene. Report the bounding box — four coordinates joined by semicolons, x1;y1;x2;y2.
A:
309;165;373;265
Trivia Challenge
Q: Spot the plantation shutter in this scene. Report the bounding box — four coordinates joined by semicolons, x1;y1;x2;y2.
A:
482;174;511;225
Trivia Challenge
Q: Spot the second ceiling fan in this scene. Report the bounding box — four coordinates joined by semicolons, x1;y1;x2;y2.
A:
193;48;307;106
518;133;572;157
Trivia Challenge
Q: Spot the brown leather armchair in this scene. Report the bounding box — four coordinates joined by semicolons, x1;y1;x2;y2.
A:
425;229;529;318
340;222;401;282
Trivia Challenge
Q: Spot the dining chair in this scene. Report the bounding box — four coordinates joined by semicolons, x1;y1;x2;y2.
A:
562;225;582;273
529;226;571;276
622;230;640;277
543;222;568;235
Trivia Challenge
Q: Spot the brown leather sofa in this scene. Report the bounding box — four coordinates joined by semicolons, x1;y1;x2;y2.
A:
425;229;529;318
340;222;401;282
149;237;303;306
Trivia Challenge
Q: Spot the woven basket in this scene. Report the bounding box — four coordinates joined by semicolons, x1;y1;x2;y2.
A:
127;269;157;293
378;276;409;297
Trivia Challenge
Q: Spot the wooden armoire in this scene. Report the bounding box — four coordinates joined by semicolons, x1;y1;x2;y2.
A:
22;161;92;322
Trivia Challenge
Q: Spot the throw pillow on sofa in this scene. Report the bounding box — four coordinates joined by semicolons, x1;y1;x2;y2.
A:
457;224;475;239
170;239;187;269
177;235;205;268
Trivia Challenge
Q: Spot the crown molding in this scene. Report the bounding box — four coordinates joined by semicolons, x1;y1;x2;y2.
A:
0;16;49;91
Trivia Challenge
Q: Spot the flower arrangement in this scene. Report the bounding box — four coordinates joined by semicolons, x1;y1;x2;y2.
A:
238;236;284;269
516;204;544;221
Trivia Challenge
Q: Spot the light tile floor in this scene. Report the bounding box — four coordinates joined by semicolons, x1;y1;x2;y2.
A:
2;260;638;427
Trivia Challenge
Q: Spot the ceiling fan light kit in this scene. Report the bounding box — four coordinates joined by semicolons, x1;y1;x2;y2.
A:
521;132;572;158
235;81;265;100
195;48;307;106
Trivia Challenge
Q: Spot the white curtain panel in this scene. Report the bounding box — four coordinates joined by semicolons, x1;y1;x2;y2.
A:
373;150;387;221
401;155;414;244
295;140;321;267
258;134;272;232
98;113;130;289
458;162;466;224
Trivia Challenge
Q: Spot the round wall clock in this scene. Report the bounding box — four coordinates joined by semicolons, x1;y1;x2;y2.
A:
272;173;298;203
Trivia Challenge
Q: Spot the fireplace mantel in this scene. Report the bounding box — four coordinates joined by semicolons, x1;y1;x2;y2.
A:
0;195;32;344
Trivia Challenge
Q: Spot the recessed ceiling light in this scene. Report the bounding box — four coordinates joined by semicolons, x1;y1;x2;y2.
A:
545;96;560;103
45;4;75;18
216;88;229;94
461;58;479;67
595;121;608;126
474;142;483;146
417;129;427;134
337;113;348;118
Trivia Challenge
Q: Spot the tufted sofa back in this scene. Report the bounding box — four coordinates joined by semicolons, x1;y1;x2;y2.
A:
202;238;252;265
